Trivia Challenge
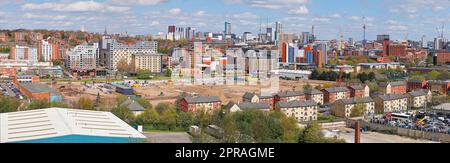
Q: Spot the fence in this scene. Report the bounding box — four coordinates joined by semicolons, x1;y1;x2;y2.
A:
346;119;450;143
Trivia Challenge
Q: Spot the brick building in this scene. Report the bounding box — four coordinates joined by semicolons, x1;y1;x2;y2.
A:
407;79;427;92
274;91;306;104
380;81;407;94
243;92;275;109
427;80;450;95
347;85;370;98
435;50;450;65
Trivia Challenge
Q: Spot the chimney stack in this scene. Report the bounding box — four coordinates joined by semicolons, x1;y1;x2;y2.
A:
355;121;361;143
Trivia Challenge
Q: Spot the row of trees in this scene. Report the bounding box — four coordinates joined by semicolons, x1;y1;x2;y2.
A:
410;70;450;81
311;69;376;83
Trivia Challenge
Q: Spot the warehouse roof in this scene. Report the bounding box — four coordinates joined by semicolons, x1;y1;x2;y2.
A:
0;108;146;143
276;100;317;108
20;83;59;93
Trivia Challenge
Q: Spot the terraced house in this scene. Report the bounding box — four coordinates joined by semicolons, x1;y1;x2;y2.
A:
226;102;271;113
380;81;407;94
347;85;370;98
275;100;318;122
322;87;351;104
373;94;408;114
407;90;430;109
180;95;222;113
332;97;375;118
274;90;306;103
304;89;324;105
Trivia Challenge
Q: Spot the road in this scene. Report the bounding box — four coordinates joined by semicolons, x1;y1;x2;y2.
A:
143;132;192;143
324;128;437;143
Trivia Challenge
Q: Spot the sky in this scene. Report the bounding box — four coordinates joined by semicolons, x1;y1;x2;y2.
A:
0;0;449;41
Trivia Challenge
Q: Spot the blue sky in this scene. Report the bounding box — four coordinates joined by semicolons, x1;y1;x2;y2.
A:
0;0;449;41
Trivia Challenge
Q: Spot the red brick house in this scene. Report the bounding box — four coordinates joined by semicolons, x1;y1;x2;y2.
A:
347;85;370;98
321;87;351;104
274;91;306;104
407;79;427;92
179;95;222;113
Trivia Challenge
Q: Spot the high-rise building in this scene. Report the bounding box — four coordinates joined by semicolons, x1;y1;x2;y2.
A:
275;22;282;44
377;34;390;44
101;40;158;71
11;45;38;61
225;22;232;35
168;25;176;33
267;27;275;43
40;39;52;62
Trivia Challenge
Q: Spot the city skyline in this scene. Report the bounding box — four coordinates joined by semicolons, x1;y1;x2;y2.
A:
0;0;449;41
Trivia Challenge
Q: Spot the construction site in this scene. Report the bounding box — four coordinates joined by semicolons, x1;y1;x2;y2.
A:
44;79;335;107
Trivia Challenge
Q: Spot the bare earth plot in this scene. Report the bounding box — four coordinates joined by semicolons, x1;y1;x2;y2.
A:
143;132;193;143
328;128;437;143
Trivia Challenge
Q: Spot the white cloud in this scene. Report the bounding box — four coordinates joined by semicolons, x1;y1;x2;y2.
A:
150;20;160;26
389;25;408;31
110;0;168;5
248;0;309;9
168;8;182;15
288;6;309;15
232;12;258;19
23;13;67;20
330;13;341;18
22;1;130;13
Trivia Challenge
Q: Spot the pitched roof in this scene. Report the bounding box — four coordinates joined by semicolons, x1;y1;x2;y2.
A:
408;78;425;83
243;92;273;99
323;87;349;93
348;85;366;90
276;100;317;108
236;102;271;110
339;97;374;105
277;91;305;97
408;90;428;97
184;95;221;104
121;99;145;111
376;94;408;101
380;81;405;87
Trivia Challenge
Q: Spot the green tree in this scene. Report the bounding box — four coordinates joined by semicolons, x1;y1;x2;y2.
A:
0;96;20;113
132;98;152;109
368;72;376;81
303;84;312;91
77;97;94;110
298;122;345;143
177;111;196;129
135;108;160;126
165;68;172;77
427;71;440;80
358;72;369;83
350;103;366;117
311;69;320;80
28;100;51;110
155;102;170;113
111;105;134;123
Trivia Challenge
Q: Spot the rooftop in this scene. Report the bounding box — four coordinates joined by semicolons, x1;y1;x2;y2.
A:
339;97;374;105
376;94;408;101
348;85;366;90
408;90;428;97
0;108;146;143
121;99;145;111
380;81;405;87
184;95;221;104
323;87;349;93
235;102;271;110
276;100;317;108
277;91;305;97
304;89;323;95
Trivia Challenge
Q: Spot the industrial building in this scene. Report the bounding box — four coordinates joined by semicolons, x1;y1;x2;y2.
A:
16;83;62;102
0;108;146;143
